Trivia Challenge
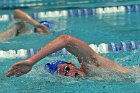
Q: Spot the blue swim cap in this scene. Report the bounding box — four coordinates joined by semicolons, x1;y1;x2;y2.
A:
45;60;66;74
34;20;53;33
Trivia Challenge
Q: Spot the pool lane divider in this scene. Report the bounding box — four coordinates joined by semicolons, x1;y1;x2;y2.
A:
0;4;140;21
0;40;138;59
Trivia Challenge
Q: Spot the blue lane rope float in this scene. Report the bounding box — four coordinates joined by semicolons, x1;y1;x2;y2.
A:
0;40;139;59
0;4;140;21
108;41;138;52
27;48;36;58
120;41;127;51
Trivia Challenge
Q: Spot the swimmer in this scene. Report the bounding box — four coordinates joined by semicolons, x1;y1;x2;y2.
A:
0;9;49;41
7;35;132;78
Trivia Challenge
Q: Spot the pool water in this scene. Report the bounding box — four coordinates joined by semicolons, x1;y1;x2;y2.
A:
1;9;140;93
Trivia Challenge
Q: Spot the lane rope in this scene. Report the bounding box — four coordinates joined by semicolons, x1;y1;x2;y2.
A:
0;40;138;59
0;5;140;21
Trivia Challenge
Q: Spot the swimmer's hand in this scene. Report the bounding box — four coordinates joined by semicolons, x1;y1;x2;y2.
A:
35;24;50;34
6;60;33;77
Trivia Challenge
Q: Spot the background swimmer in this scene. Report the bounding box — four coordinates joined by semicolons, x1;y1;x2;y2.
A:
0;9;49;42
7;35;134;78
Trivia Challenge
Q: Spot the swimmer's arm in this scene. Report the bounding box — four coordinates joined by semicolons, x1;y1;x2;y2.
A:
38;35;130;74
14;9;49;34
27;35;98;66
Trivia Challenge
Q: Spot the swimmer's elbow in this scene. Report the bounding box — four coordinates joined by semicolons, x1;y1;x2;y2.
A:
59;34;72;44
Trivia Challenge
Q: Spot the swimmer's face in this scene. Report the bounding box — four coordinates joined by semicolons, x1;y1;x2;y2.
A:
57;62;84;77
